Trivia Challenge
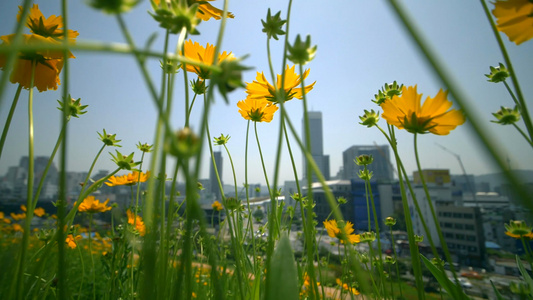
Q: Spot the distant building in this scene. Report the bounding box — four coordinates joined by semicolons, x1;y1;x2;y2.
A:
303;111;330;182
438;205;486;267
209;151;223;200
342;145;393;183
307;179;393;232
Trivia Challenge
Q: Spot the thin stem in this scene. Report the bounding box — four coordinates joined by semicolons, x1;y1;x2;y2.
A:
0;84;22;161
479;0;533;142
414;133;459;281
14;60;36;300
502;81;521;110
88;215;96;300
512;123;533;148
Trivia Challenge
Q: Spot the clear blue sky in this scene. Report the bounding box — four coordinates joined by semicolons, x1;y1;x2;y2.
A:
1;1;532;187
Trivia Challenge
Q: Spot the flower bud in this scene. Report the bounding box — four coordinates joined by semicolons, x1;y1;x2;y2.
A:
359;109;380;128
261;9;286;40
385;217;396;227
485;63;509;83
491;106;520;125
287;34;317;65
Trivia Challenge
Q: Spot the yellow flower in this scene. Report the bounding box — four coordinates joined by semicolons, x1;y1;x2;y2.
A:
127;210;146;236
194;0;234;21
66;234;82;249
152;0;233;21
18;4;79;41
12;223;24;232
237;97;279;122
211;200;223;211
323;219;360;244
78;196;112;213
380;85;465;135
105;171;150;186
493;0;533;45
245;65;315;103
182;39;235;79
10;212;26;221
34;207;46;217
0;34;73;92
336;278;360;295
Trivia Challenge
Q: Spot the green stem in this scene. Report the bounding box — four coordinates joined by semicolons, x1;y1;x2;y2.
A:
15;60;36;300
88;214;96;300
364;168;386;298
479;0;533;142
0;84;22;161
512;123;533;148
32;125;67;208
414;133;460;281
502;80;521;110
243;120;258;272
389;226;403;298
380;125;425;300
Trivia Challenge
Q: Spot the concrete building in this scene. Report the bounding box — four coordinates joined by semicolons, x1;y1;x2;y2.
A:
302;111;330;182
209;151;223;200
438;205;486;267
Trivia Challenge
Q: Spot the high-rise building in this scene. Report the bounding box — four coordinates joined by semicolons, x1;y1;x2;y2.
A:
342;145;393;182
303;111;330;182
209;151;223;200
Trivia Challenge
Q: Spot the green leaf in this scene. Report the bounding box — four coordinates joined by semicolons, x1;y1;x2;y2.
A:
490;280;506;300
267;234;299;300
420;255;468;299
515;255;533;295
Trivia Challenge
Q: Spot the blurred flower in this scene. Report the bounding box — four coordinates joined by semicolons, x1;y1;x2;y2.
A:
88;0;140;14
193;0;234;21
492;106;521;125
66;234;82;249
166;127;200;159
237;97;279;122
127;210;146;236
212;200;223;212
323;219;360;244
105;171;150;186
223;197;242;211
182;39;235;79
78;195;112;213
505;220;533;239
360;231;376;243
12;223;24;232
354;154;373;166
245;65;315;103
287;34;317;65
336;278;360;295
385;216;396;227
153;0;233;21
10;212;26;221
358;169;373;181
380;85;465;135
0;212;11;224
34;207;45;217
0;34;73;92
492;0;533;45
18;4;79;41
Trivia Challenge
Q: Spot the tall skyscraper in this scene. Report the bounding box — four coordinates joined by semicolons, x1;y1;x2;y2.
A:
342;145;393;182
303;111;330;182
209;151;223;200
